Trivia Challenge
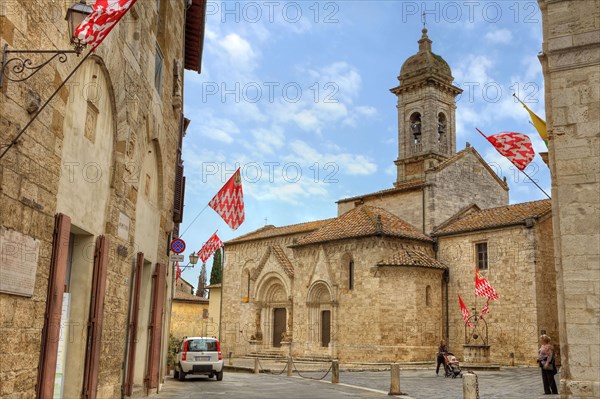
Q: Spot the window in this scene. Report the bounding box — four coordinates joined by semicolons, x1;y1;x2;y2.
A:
349;260;354;290
154;44;164;93
476;242;488;271
426;285;432;306
409;112;422;144
438;113;447;142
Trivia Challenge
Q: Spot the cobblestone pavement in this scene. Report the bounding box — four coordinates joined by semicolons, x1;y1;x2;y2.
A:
158;364;560;399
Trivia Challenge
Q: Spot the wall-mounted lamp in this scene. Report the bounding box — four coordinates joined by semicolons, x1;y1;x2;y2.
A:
0;0;93;88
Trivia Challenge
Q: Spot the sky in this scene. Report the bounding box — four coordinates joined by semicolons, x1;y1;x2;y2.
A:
179;0;549;287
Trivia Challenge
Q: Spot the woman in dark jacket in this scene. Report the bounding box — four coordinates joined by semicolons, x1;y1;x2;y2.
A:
436;339;448;375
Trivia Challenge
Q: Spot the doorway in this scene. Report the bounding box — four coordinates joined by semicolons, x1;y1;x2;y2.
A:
272;308;286;347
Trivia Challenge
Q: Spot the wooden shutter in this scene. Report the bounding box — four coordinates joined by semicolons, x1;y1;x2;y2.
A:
124;252;144;396
36;214;71;399
172;114;185;224
82;236;110;399
146;263;166;389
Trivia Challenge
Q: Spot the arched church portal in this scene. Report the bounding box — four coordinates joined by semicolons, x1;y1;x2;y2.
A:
307;281;333;348
256;276;290;348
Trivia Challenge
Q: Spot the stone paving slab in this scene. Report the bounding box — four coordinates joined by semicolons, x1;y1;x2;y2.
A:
158;364;561;399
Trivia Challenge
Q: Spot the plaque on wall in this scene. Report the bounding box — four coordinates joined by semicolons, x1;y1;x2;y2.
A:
0;227;40;297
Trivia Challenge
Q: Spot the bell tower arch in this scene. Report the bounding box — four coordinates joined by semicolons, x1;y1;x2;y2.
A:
390;29;463;185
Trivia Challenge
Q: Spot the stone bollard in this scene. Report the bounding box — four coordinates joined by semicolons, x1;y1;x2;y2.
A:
463;371;479;399
229;352;233;366
388;363;401;395
287;356;293;377
254;357;260;374
332;360;339;384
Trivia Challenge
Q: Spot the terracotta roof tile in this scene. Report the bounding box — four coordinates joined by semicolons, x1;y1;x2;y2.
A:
271;245;295;277
434;199;552;235
225;219;334;245
294;205;432;246
378;249;447;270
337;179;426;204
174;290;209;303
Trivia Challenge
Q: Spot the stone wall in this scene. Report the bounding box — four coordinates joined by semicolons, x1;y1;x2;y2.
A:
170;301;211;340
0;1;186;397
426;148;509;232
538;0;600;396
438;223;554;365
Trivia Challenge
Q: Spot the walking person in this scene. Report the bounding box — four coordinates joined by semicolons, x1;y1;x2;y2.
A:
538;334;559;395
436;339;448;376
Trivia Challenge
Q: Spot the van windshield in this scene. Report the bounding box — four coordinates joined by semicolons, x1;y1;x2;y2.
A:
187;339;217;352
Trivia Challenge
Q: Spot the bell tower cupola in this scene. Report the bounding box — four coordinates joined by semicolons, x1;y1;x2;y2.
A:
390;29;463;185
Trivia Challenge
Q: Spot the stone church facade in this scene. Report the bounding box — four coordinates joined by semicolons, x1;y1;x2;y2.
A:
220;29;557;366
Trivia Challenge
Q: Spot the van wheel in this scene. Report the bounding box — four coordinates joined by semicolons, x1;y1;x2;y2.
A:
216;371;223;381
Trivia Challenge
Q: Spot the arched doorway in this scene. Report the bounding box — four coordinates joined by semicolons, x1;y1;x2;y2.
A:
255;275;290;349
307;281;333;349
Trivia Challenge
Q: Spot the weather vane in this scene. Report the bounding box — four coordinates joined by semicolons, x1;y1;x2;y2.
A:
422;11;436;29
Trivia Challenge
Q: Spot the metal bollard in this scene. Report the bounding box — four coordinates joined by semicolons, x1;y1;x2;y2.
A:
287;356;293;377
254;357;260;374
332;360;339;384
388;363;401;395
463;371;479;399
228;352;233;366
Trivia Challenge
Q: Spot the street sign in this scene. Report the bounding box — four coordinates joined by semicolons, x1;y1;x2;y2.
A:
170;254;185;262
170;238;186;254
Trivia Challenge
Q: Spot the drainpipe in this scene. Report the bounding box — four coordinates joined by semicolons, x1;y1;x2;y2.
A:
121;255;137;399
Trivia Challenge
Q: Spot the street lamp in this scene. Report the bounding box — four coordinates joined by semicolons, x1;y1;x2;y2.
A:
0;0;93;88
180;252;199;271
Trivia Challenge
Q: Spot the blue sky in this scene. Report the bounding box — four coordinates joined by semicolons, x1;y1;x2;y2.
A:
179;1;548;286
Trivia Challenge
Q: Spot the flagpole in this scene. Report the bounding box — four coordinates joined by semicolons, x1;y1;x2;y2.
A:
179;203;209;238
0;49;94;161
520;169;551;199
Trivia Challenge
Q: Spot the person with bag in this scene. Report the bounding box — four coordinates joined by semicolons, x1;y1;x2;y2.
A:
538;334;559;395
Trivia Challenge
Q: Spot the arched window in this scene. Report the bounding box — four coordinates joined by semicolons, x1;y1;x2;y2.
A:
437;113;447;142
410;112;422;144
426;285;432;306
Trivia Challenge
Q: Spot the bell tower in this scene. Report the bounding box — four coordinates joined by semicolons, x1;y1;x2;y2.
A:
390;29;463;185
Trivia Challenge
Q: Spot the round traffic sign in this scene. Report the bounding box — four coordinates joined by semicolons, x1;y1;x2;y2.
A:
170;238;186;254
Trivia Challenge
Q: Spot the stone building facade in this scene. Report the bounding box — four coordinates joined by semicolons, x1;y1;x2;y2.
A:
219;30;557;366
0;1;206;398
538;0;600;397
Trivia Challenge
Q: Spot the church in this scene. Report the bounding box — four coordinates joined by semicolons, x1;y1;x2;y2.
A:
219;29;558;366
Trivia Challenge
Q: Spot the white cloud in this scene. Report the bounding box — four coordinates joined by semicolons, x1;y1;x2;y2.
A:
249;127;285;155
485;29;513;44
218;33;257;69
287;140;377;176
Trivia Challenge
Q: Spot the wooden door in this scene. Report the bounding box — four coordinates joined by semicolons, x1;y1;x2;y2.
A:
321;310;331;347
272;308;286;347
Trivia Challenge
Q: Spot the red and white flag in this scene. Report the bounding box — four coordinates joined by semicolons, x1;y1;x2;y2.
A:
197;232;224;263
458;294;473;327
480;299;490;318
476;128;535;171
209;168;245;230
475;268;499;300
75;0;138;50
175;262;182;283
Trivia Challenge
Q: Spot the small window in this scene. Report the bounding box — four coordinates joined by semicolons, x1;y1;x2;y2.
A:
349;260;354;290
476;242;488;271
154;44;164;94
409;112;422;144
426;285;432;306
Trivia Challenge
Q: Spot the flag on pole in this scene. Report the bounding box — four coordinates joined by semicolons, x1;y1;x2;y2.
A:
209;168;245;230
480;299;490;318
175;262;182;283
458;294;473;327
75;0;138;50
514;94;548;146
197;232;224;263
475;268;499;300
476;128;535;171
